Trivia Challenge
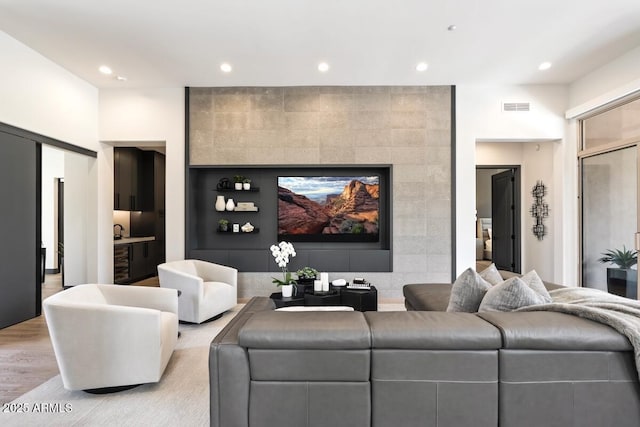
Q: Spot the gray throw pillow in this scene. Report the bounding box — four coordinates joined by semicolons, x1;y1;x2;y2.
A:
478;277;547;312
447;268;493;312
479;263;503;286
520;269;552;303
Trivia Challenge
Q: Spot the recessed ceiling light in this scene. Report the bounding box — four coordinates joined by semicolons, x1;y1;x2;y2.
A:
220;63;232;73
99;65;112;75
318;62;330;72
416;62;429;72
447;24;457;31
538;61;552;71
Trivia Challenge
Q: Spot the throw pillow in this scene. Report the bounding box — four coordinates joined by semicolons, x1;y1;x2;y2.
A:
478;277;547;312
479;263;503;286
520;269;552;303
446;268;493;312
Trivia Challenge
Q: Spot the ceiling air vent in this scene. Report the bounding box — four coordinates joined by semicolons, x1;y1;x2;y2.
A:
502;102;530;112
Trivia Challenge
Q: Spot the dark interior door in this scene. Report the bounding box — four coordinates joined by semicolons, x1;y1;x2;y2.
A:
492;169;521;272
0;131;41;328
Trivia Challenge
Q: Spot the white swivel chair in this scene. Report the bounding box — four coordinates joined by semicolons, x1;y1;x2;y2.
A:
157;259;238;323
43;284;179;392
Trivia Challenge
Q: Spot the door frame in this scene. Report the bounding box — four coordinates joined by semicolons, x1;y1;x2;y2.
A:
476;165;522;272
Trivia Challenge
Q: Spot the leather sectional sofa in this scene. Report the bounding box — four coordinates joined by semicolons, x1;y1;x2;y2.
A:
209;282;640;427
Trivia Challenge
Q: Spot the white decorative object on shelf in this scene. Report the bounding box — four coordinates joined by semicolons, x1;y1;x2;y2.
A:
232;223;239;233
314;280;322;292
234;182;242;190
332;279;347;287
281;284;293;298
320;272;329;292
243;182;251;190
215;195;226;212
235;202;258;212
225;198;235;211
241;222;255;233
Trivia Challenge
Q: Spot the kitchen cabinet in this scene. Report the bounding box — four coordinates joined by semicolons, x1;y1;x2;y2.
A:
114;147;153;211
130;151;166;267
129;241;157;281
114;238;158;284
114;148;137;211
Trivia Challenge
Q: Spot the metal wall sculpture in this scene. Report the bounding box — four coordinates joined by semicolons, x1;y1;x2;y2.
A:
530;180;548;240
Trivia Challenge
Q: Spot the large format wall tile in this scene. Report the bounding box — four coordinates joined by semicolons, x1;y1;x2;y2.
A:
188;86;452;299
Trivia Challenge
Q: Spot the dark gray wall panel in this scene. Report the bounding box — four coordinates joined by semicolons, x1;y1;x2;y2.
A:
0;131;38;328
187;165;392;272
350;250;391;272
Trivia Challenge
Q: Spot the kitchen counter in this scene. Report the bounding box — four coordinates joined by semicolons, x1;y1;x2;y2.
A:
114;236;155;245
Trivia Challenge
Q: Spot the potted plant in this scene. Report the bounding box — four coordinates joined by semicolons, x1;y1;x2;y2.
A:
598;246;638;298
233;175;244;190
218;218;229;232
295;266;318;295
242;177;251;190
270;241;297;297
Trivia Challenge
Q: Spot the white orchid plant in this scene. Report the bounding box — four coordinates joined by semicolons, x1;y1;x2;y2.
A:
270;241;297;287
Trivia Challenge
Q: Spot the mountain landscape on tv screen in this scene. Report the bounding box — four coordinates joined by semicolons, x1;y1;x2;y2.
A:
278;176;379;236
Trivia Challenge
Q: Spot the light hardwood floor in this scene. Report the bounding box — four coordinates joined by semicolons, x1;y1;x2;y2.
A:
0;274;165;404
0;274;62;404
0;275;401;404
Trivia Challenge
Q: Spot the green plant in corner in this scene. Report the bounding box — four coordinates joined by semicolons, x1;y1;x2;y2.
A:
597;246;638;269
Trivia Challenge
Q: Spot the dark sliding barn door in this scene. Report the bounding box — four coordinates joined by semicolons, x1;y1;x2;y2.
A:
491;169;521;273
0;131;41;328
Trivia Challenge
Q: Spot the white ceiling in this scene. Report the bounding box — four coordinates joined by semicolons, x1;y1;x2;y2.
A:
1;0;640;89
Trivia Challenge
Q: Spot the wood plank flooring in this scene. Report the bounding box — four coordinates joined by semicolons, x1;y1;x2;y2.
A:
0;274;163;404
0;275;62;404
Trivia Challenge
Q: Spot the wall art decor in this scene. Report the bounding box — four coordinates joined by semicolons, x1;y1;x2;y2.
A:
530;180;549;240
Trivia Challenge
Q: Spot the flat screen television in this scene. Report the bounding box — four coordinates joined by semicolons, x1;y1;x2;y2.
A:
277;175;380;242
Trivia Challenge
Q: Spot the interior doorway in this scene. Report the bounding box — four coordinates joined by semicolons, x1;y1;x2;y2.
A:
476;166;522;273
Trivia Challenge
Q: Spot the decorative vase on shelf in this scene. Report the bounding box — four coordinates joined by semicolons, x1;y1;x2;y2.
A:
225;198;235;211
281;284;293;298
243;182;251;190
215;195;226;212
234;182;242;190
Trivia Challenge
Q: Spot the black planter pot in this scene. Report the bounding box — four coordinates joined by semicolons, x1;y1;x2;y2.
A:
607;268;638;299
294;278;316;296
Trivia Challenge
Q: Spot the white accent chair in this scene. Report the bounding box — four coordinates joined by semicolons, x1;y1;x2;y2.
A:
157;259;238;323
43;284;178;392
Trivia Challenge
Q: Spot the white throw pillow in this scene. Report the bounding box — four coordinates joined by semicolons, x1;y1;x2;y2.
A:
447;268;493;312
479;263;503;286
519;270;552;303
478;277;547;312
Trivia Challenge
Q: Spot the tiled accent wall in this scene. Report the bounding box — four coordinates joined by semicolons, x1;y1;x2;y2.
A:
188;86;452;299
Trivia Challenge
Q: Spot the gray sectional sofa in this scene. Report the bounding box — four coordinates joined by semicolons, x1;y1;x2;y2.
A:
210;281;640;427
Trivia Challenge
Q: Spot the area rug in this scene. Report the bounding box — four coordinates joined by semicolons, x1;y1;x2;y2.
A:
0;306;242;427
2;302;404;427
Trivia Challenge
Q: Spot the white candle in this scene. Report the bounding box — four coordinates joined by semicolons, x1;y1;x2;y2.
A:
320;272;329;291
314;280;322;292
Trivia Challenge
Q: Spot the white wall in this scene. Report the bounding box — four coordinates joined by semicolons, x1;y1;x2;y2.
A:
63;151;96;285
99;88;185;282
41;146;65;269
456;85;568;283
0;31;99;151
0;31;102;284
568;45;640;114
